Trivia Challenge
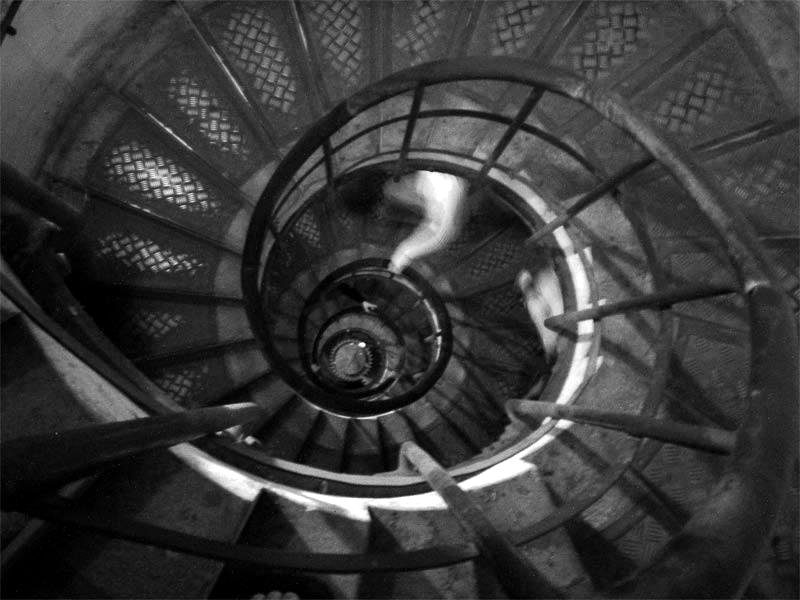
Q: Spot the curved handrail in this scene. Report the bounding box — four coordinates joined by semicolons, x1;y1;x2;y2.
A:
242;57;798;595
21;284;794;590
246;56;779;283
1;403;264;507
5;57;795;596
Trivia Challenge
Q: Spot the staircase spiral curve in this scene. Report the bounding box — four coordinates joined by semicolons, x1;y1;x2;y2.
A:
1;1;798;598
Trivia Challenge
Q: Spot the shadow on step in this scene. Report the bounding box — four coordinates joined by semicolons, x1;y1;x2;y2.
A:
209;493;333;600
357;515;441;600
564;518;636;591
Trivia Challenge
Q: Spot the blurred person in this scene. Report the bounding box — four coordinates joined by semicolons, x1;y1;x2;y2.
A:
384;169;562;362
383;170;469;274
517;266;562;362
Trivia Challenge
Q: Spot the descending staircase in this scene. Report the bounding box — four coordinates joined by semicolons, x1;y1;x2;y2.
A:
1;1;798;598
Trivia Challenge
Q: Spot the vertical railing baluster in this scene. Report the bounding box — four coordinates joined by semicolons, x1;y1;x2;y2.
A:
472;87;544;190
0;0;23;43
395;83;425;180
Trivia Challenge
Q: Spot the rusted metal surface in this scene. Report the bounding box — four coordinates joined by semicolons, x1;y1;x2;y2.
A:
2;402;264;507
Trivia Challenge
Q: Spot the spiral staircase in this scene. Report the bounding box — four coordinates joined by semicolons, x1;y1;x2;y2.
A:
1;1;798;598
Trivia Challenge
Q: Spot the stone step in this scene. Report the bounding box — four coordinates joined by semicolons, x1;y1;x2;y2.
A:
361;464;593;598
210;489;370;599
3;449;252;599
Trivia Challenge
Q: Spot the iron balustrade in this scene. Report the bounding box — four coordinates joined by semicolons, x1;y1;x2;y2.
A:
238;57;797;596
2;56;796;597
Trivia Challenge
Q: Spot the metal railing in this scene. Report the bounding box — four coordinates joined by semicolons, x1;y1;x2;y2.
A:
238;57;800;595
2;56;797;597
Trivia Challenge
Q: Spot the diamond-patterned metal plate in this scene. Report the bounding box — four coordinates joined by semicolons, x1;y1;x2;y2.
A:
458;0;562;104
152;363;211;406
126;44;265;182
466;283;524;319
634;177;721;240
465;333;540;397
468;0;555;59
75;201;219;291
89;117;241;243
84;297;220;360
615;514;669;566
461;230;526;285
103;141;220;213
538;2;698;129
667;249;738;288
293;209;323;250
166;73;249;153
706;130;799;235
205;1;310;136
391;0;459;69
641;444;721;513
674;331;749;426
567;1;648;80
97;231;205;276
453;280;546;403
490;1;546;56
149;356;236;408
120;308;185;351
551;2;700;84
634;28;783;143
305;0;366;100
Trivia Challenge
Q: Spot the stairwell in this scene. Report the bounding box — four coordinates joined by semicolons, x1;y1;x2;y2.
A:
1;1;798;598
